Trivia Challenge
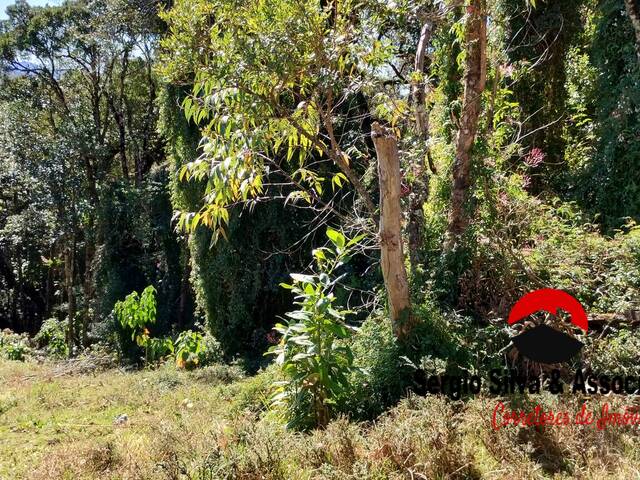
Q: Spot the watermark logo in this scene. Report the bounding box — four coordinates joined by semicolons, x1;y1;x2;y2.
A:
508;288;587;364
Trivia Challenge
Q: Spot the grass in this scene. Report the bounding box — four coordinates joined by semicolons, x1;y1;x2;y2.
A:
1;359;640;479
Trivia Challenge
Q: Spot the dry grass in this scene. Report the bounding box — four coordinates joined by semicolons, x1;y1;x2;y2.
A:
2;360;640;479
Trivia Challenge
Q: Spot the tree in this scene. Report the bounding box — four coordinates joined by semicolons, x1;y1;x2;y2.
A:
0;0;165;350
446;0;487;244
160;0;419;337
407;15;436;268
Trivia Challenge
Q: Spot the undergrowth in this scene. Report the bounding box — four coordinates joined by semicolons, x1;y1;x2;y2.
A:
3;359;640;480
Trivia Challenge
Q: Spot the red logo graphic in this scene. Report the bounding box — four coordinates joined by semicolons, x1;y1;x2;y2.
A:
509;289;588;364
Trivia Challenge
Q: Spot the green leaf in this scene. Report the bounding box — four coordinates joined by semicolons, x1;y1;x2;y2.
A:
326;228;345;248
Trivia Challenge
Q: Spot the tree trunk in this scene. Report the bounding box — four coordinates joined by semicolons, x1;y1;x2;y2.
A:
177;252;191;329
82;232;94;348
115;110;128;180
624;0;640;63
408;19;435;269
412;20;433;140
446;0;487;245
64;243;76;357
371;122;413;339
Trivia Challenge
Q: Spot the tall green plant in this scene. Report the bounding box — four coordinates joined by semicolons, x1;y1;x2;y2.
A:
114;285;158;363
267;229;362;429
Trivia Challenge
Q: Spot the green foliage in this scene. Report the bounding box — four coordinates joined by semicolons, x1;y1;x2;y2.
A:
348;315;406;419
188;203;314;358
113;285;161;364
526;213;640;313
114;285;157;337
144;337;175;364
159;85;315;358
34;318;68;358
174;329;223;370
585;328;640;377
497;0;585;192
159;0;397;238
583;0;640;228
0;330;31;361
421;125;640;318
267;229;360;429
0;0;167;340
94;178;193;342
346;297;510;420
94;174;194;340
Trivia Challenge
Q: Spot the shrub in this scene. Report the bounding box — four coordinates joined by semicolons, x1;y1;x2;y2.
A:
114;285;158;336
347;315;407;419
0;329;31;361
527;212;640;314
584;328;640;377
145;337;175;364
267;229;361;429
347;299;510;420
174;329;223;370
113;285;158;364
34;318;68;358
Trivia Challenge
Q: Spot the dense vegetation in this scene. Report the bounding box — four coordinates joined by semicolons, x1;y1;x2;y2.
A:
1;0;640;477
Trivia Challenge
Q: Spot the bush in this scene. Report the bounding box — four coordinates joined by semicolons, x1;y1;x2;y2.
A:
0;329;31;361
584;328;640;377
426;167;640;319
145;337;175;364
347;315;406;419
526;210;640;314
346;299;510;420
34;318;68;358
174;329;223;370
113;285;158;364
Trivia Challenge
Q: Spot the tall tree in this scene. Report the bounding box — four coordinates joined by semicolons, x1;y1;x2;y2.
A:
446;0;487;243
407;12;438;269
161;0;416;337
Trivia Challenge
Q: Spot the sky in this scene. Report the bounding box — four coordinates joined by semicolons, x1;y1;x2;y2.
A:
0;0;60;20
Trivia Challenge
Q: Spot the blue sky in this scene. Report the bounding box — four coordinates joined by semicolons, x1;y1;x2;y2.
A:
0;0;60;20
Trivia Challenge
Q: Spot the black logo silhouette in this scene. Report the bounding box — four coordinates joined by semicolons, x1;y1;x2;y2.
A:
508;289;588;364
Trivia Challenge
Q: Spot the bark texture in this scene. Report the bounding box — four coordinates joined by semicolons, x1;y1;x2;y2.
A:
446;0;487;244
412;20;433;140
408;19;435;268
371;122;413;339
64;242;76;357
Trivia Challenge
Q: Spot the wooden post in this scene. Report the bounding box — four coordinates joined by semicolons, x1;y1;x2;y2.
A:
371;122;413;339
